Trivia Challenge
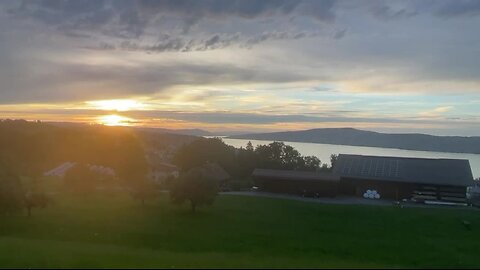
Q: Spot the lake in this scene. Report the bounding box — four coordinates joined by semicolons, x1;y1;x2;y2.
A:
221;138;480;178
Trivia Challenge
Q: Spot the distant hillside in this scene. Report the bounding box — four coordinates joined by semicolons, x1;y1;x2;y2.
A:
134;127;213;137
47;122;213;137
229;128;480;154
0;119;148;177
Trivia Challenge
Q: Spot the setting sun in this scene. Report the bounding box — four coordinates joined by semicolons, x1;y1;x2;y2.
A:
87;99;145;112
98;114;133;126
1;0;480;268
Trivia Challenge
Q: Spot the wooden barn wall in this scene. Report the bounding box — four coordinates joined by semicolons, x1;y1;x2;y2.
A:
254;178;338;197
340;178;415;200
254;176;468;202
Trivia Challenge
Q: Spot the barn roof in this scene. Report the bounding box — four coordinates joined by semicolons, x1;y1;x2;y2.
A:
333;154;474;187
151;162;178;172
252;168;340;182
44;162;116;178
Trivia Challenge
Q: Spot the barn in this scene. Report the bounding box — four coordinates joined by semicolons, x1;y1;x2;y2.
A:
334;154;475;204
252;168;340;197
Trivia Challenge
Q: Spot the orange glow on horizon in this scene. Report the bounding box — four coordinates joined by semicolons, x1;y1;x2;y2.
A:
87;99;146;112
98;115;133;126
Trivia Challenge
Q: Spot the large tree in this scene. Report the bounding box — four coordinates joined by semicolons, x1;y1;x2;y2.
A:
330;154;339;170
130;179;158;206
64;163;101;194
170;167;218;213
22;176;51;217
0;163;24;215
254;141;321;171
24;192;50;217
0;120;149;188
173;137;237;175
174;138;326;182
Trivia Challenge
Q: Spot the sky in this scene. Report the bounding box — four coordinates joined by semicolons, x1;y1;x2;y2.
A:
0;0;480;136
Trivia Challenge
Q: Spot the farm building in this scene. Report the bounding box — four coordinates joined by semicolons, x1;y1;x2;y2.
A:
149;162;179;183
333;154;475;204
251;154;474;204
44;162;115;178
252;169;340;197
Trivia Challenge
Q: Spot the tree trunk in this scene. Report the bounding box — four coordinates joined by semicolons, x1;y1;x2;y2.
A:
191;201;196;213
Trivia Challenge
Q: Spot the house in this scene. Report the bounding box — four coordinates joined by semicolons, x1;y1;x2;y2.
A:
333;154;474;203
44;162;115;178
149;162;179;183
44;162;76;178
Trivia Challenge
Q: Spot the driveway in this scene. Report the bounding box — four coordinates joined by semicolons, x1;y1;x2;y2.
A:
221;191;478;210
221;191;392;206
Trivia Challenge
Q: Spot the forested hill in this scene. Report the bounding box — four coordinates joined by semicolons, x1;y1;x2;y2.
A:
49;122;212;137
134;127;212;137
229;128;480;154
0;120;148;178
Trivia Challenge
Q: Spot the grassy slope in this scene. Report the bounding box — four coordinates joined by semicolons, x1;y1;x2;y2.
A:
0;193;479;268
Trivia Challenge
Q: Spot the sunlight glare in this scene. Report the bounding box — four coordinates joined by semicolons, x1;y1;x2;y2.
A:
87;99;145;111
98;115;133;126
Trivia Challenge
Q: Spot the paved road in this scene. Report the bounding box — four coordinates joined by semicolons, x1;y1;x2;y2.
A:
221;191;478;210
222;191;392;206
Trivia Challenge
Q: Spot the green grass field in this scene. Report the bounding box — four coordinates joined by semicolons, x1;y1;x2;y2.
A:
0;192;479;268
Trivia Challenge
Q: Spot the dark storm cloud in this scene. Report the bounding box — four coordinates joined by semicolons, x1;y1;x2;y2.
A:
1;0;480;104
339;0;480;21
435;0;480;18
0;60;314;104
6;0;480;41
5;107;455;127
332;29;346;39
118;111;465;126
369;2;418;21
299;0;336;22
135;0;337;25
87;31;320;52
136;0;302;19
11;0;110;30
243;31;319;47
6;0;337;38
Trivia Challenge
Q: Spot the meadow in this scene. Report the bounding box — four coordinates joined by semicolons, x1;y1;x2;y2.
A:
0;192;479;268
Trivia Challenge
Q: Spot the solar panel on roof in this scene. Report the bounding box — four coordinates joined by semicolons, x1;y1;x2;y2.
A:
334;154;473;187
375;159;382;177
369;160;374;176
343;158;353;174
361;160;367;175
380;159;385;176
394;160;400;177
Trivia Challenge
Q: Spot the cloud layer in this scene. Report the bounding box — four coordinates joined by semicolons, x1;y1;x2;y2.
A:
1;0;480;135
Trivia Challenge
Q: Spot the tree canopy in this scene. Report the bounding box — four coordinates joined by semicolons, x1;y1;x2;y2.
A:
0;163;24;215
253;141;321;171
170;167;219;212
174;138;332;181
0;120;148;184
173;137;237;175
64;163;102;194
